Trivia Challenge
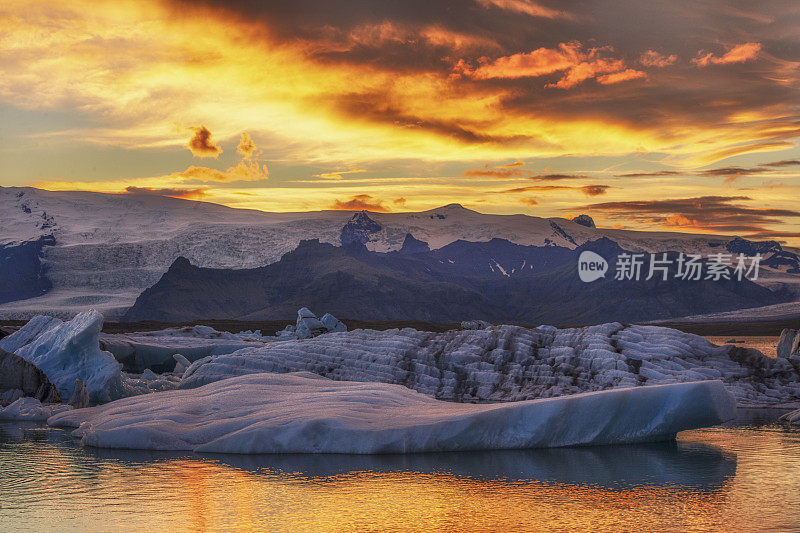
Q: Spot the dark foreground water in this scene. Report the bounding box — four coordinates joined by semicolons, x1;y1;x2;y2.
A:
1;411;799;532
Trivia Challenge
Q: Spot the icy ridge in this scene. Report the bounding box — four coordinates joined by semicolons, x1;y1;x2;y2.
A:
180;323;800;407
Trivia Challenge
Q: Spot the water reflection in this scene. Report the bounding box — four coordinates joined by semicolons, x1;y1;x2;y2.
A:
199;442;736;490
2;421;799;532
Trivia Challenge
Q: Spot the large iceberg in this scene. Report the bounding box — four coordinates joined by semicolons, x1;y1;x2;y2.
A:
180;323;800;407
47;373;736;454
0;310;124;403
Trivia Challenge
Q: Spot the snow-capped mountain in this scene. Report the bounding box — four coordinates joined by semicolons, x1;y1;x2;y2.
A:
0;186;798;320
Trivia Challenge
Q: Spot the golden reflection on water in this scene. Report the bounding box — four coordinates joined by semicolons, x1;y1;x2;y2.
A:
1;422;800;532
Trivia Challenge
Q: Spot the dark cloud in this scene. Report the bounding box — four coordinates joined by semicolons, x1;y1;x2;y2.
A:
499;183;609;196
331;194;390;212
618;161;800;180
760;159;800;167
188;126;222;158
124;186;209;199
697;166;767;183
616;170;682;177
581;184;610;196
580;195;800;233
463;163;592;180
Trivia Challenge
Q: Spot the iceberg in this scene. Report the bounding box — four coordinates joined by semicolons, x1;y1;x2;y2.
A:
0;397;72;421
99;325;264;372
0;310;124;404
47;373;736;454
180;323;800;407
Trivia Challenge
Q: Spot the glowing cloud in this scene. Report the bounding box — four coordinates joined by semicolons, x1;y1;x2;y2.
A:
461;43;640;89
639;50;678;67
331;194;390;212
474;0;568;19
693;42;762;67
596;69;646;85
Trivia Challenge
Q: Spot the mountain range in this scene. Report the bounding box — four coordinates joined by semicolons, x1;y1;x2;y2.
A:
1;186;798;323
123;228;791;325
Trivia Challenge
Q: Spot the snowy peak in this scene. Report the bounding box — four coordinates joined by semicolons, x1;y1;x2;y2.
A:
340;211;383;246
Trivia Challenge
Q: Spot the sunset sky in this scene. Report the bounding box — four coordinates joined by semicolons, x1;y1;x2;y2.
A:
1;0;799;241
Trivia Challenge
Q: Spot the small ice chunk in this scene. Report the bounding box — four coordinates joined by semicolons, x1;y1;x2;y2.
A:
140;369;159;381
321;313;347;333
297;307;316;319
1;397;72;421
173;353;191;374
296;317;326;339
68;379;89;409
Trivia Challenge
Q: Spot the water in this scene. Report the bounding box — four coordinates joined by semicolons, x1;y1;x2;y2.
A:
1;410;799;532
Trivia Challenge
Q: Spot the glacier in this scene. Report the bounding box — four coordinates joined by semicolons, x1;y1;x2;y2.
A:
0;310;125;403
4;186;796;321
180;323;800;407
47;373;736;454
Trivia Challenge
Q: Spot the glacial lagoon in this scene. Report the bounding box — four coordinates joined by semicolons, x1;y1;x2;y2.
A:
2;410;799;532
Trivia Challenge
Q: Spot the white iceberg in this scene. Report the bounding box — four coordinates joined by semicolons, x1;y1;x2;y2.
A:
0;310;124;404
320;313;347;333
179;323;800;407
0;397;72;421
47;373;735;454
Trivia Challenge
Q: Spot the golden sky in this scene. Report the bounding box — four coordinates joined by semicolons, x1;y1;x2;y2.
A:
1;0;799;241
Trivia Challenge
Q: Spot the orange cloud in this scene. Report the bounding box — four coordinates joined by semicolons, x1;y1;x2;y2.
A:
188;126;222;158
393;197;407;206
549;58;626;89
596;68;646;85
519;197;539;206
462;43;635;89
173;159;269;183
465;42;584;79
474;0;568;19
693;42;762;67
331;194;390;212
639;50;678;67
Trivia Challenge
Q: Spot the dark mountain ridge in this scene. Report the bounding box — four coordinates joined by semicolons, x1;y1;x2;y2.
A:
123;235;789;325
